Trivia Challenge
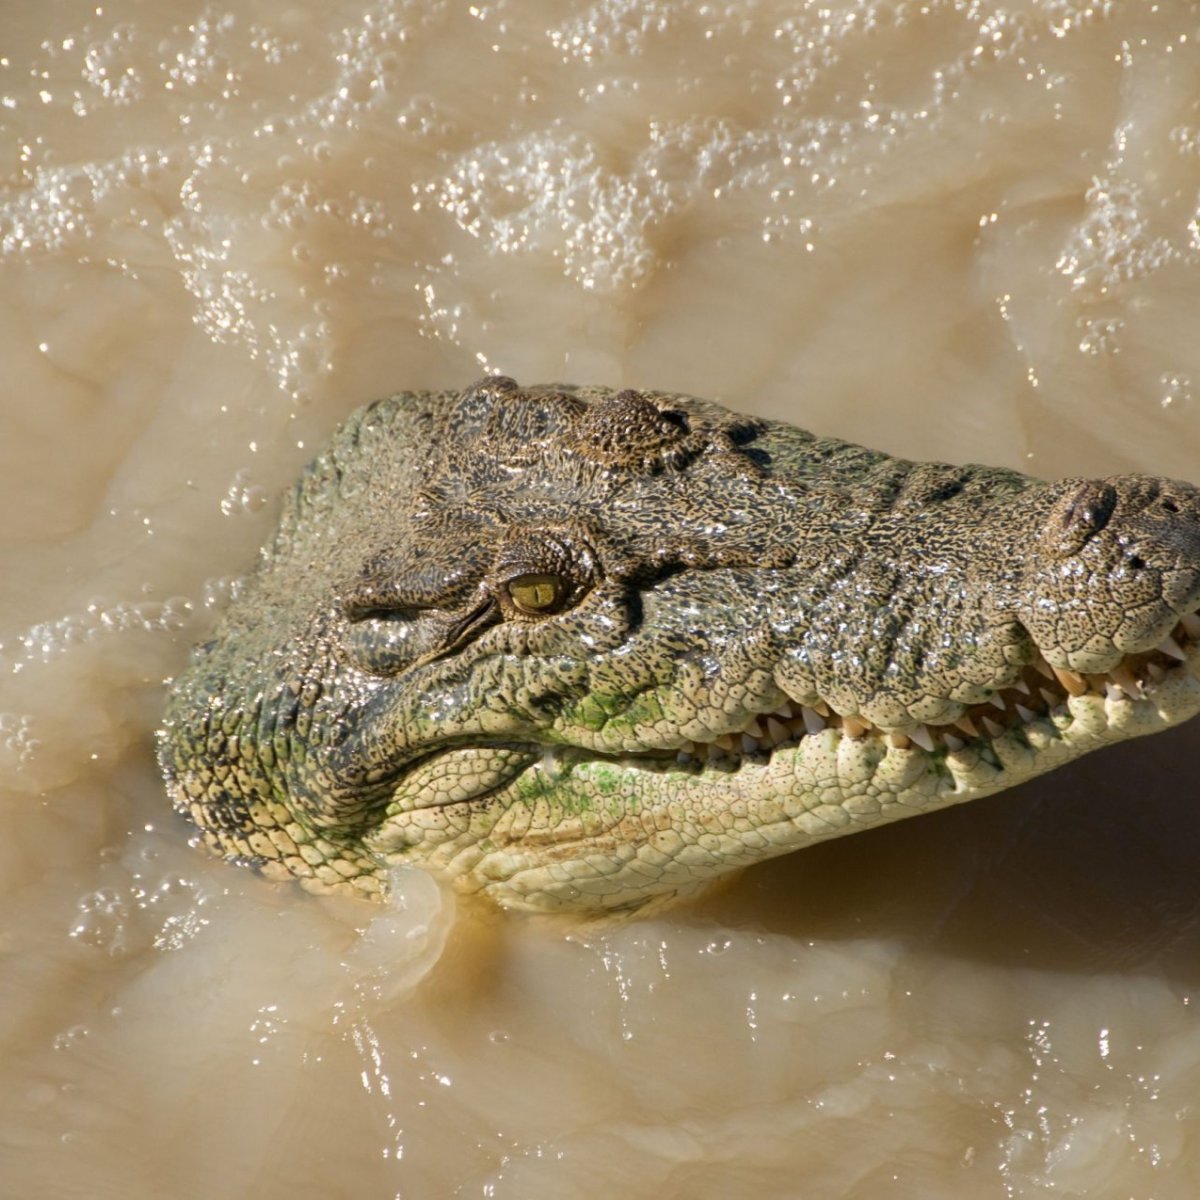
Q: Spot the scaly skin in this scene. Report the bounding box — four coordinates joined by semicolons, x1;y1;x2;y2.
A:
159;378;1200;913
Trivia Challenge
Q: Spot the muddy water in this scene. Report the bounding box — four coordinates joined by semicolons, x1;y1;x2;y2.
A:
4;1;1200;1195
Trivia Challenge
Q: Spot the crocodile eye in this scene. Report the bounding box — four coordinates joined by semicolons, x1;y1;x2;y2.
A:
505;573;567;615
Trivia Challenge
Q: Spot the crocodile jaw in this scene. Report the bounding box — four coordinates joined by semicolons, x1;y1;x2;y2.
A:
358;620;1200;913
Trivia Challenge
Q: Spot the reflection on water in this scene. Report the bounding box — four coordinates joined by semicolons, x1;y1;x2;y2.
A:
3;1;1200;1195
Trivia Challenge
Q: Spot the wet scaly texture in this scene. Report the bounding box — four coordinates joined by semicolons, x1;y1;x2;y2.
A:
161;378;1200;912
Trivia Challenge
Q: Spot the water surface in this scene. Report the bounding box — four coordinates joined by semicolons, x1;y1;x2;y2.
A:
4;1;1200;1195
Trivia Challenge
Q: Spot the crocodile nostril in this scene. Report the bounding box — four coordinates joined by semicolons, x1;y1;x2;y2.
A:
1042;480;1119;557
1065;484;1116;534
1161;497;1180;514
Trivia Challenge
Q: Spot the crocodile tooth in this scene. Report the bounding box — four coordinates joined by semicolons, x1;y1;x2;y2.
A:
909;725;935;753
1180;611;1200;640
784;718;807;741
888;732;912;750
743;717;764;737
714;734;736;752
1050;665;1089;696
707;742;727;762
953;714;980;738
1014;703;1039;723
676;749;694;765
1012;678;1032;695
841;716;869;738
1158;634;1187;662
774;703;796;721
981;715;1006;738
1032;657;1056;680
741;733;760;755
1111;664;1142;697
988;694;1007;711
765;717;789;746
1040;687;1062;708
944;733;966;752
801;706;827;736
1146;662;1166;683
1104;682;1127;703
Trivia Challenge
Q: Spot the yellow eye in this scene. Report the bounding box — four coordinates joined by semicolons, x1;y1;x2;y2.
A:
506;573;566;615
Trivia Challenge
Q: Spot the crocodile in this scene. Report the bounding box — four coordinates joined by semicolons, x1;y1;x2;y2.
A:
159;377;1200;913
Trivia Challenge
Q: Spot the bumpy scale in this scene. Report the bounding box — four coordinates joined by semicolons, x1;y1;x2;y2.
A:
159;378;1200;913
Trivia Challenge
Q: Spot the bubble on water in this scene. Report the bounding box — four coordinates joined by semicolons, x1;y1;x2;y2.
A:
773;8;874;109
76;22;144;112
769;0;994;117
1056;177;1176;300
1169;124;1200;159
546;0;673;65
420;118;806;290
201;575;239;610
971;6;1028;61
419;115;825;288
420;129;672;291
8;596;195;666
70;861;212;957
0;712;40;769
299;0;447;132
1038;0;1120;40
416;258;471;345
162;7;240;101
165;151;395;396
219;468;269;517
0;147;178;258
1159;373;1193;412
1076;313;1124;356
1188;204;1200;256
70;887;136;956
273;318;336;395
152;900;212;953
394;93;454;140
51;1024;92;1052
247;25;301;67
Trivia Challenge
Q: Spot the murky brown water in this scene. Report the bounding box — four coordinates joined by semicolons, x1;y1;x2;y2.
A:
4;1;1200;1195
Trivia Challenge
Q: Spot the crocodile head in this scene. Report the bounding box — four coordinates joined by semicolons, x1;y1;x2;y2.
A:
160;378;1200;913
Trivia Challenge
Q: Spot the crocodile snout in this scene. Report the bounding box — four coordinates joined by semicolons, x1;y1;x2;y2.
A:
1022;475;1200;670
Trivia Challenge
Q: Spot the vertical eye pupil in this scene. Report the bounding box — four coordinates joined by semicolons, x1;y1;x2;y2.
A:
507;573;565;614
